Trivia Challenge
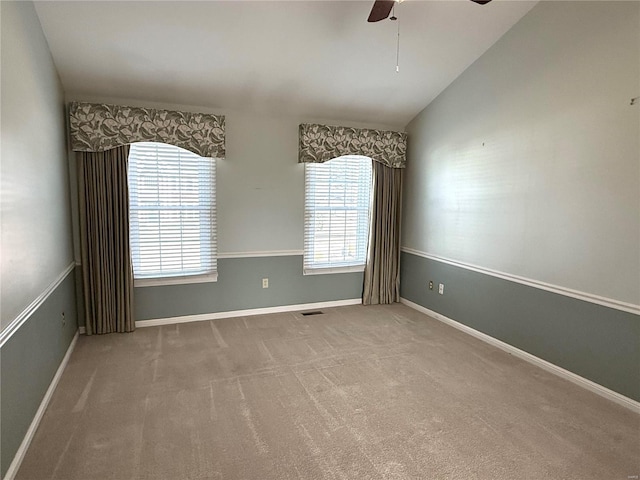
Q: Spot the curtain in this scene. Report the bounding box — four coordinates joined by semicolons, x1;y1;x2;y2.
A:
363;161;403;305
77;146;134;335
298;123;407;169
298;122;406;305
69;102;225;158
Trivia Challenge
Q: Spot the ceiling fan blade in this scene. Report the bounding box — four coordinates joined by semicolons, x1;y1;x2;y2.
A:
470;0;492;4
368;0;395;22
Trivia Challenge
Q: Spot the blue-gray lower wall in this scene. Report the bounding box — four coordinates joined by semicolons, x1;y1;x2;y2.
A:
135;255;363;321
1;269;78;478
400;251;640;402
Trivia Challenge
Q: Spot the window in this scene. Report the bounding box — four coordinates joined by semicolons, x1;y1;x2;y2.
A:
303;155;372;274
128;142;217;286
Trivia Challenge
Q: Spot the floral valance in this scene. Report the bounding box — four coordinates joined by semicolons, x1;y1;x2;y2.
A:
298;123;407;169
69;102;225;158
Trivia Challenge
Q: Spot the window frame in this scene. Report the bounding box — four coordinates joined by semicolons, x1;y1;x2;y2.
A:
303;155;373;276
127;142;218;287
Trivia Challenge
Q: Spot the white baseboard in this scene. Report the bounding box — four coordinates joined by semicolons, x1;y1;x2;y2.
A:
136;298;362;328
4;331;79;480
399;298;640;414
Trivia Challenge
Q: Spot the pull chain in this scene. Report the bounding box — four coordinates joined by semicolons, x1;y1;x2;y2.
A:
396;14;400;72
390;4;400;73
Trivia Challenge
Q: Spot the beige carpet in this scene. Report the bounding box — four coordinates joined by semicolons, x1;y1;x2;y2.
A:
17;304;639;479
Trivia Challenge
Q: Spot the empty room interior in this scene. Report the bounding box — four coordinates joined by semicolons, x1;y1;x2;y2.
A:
1;0;639;479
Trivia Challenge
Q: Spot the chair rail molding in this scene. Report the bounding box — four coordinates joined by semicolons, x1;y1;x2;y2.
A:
401;247;640;315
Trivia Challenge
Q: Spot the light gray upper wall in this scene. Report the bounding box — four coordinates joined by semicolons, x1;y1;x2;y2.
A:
65;94;400;257
0;1;74;331
402;1;640;305
219;112;303;253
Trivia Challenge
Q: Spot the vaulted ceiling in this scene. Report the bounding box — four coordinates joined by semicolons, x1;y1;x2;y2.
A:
34;1;536;128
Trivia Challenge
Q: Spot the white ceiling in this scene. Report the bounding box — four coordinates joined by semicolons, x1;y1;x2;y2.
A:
34;0;537;128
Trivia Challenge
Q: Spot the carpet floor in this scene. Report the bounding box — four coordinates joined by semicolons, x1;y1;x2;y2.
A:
16;304;639;479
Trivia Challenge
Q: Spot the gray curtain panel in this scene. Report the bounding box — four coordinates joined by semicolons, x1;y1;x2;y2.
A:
77;146;134;334
363;161;403;305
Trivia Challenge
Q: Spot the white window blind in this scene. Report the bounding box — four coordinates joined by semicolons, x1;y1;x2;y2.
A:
128;142;217;285
303;155;372;275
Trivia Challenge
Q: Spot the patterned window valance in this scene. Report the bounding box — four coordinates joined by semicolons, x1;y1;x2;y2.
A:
69;102;225;158
298;123;407;169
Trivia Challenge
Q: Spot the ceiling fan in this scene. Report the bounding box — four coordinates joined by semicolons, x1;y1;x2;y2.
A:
368;0;492;23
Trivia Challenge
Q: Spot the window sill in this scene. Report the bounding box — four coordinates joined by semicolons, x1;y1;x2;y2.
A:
134;273;218;287
303;265;365;276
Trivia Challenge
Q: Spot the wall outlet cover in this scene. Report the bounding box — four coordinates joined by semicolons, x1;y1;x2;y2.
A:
438;283;444;295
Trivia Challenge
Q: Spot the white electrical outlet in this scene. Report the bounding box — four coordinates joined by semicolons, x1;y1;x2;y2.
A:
438;283;444;295
262;278;269;288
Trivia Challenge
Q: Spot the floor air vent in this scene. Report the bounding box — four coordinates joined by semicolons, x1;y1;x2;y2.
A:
301;311;324;316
